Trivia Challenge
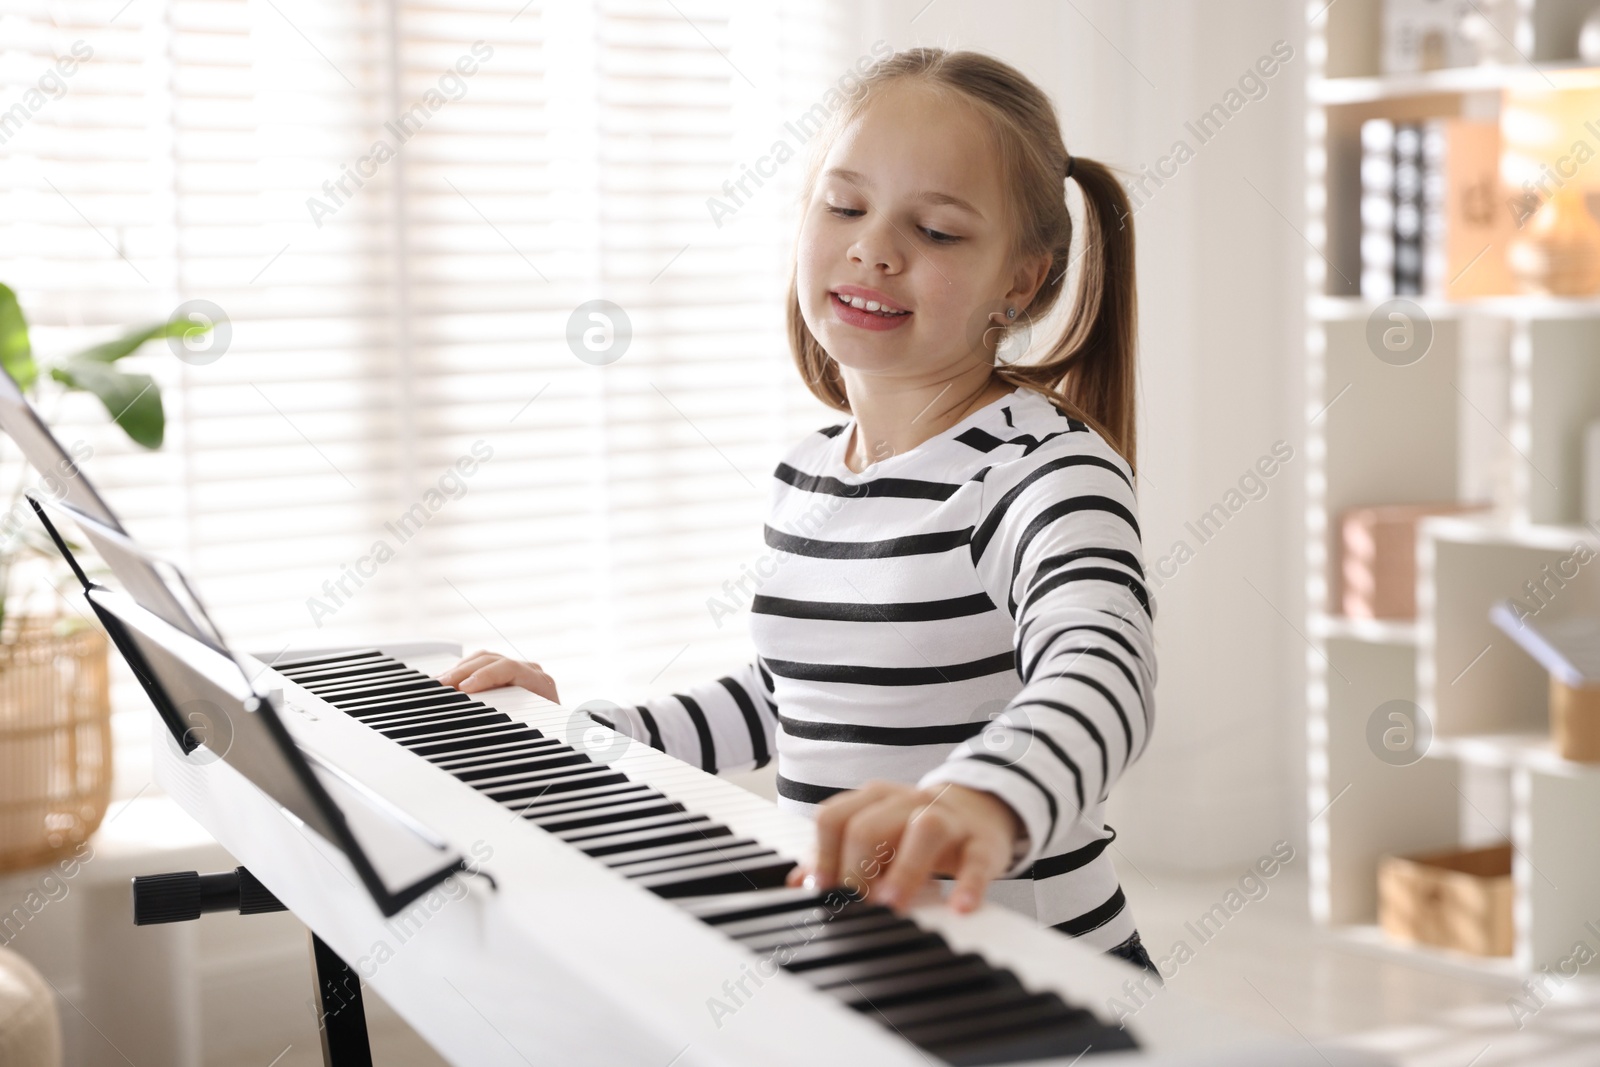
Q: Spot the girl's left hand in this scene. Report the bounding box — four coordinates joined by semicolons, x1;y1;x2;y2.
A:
784;780;1024;914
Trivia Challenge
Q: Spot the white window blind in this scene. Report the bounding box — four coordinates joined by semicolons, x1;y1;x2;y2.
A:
0;0;854;795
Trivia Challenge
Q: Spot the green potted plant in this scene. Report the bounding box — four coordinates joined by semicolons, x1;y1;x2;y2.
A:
0;283;209;873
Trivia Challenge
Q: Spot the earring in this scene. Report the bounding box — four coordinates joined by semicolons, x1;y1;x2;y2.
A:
1006;307;1017;320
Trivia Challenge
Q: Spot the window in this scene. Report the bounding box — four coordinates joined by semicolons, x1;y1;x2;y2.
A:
0;0;854;794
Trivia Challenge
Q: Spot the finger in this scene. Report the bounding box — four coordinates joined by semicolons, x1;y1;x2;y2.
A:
435;653;499;686
785;863;809;888
811;782;896;888
877;801;961;913
947;830;1010;913
459;660;525;693
837;795;919;903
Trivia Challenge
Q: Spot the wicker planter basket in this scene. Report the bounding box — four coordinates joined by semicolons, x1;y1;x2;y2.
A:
0;617;112;874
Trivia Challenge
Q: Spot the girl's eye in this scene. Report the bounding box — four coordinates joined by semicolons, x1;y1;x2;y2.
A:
921;227;959;244
827;205;864;219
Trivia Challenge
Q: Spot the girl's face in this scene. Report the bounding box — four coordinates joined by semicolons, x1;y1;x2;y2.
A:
796;81;1044;383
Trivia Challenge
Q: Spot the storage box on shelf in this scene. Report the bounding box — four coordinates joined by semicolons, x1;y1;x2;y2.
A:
1305;0;1600;977
1378;843;1514;957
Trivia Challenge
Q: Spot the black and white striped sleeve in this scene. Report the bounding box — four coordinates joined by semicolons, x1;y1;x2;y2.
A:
589;657;780;776
916;432;1157;877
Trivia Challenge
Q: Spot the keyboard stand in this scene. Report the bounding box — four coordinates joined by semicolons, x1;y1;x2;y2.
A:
131;867;375;1067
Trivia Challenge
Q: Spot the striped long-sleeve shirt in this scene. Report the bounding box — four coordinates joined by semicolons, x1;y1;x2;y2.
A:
595;383;1158;949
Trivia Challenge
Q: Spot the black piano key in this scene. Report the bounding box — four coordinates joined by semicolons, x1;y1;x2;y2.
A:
299;668;420;692
555;811;708;843
306;667;421;691
609;843;779;879
682;887;862;925
828;957;1002;1011
922;1004;1137;1065
433;737;566;768
779;925;944;972
903;994;1093;1047
271;649;387;673
601;835;764;869
486;770;631;803
735;910;907;953
866;985;1053;1033
325;681;443;705
715;902;893;941
512;783;657;816
280;661;402;685
407;724;540;758
360;705;497;732
463;762;614;795
637;857;799;899
531;799;686;833
389;714;521;743
509;782;651;814
382;712;510;742
697;887;864;918
345;693;477;718
454;752;590;783
566;819;710;851
800;946;965;991
579;823;733;859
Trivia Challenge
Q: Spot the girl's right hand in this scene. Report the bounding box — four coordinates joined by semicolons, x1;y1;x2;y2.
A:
434;650;560;704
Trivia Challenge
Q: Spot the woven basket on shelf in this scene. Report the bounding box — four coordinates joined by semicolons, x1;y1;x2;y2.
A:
0;617;111;874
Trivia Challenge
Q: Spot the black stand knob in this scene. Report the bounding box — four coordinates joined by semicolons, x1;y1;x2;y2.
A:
131;866;287;925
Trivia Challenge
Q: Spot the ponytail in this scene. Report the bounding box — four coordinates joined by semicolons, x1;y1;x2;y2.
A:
994;155;1139;476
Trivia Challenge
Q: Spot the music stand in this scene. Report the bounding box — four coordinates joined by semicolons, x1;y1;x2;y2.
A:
2;367;464;917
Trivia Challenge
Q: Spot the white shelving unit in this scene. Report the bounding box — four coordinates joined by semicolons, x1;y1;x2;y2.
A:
1305;0;1600;976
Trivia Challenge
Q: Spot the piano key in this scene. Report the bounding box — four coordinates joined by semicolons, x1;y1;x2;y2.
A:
680;886;852;924
714;901;892;941
406;724;540;759
508;782;653;814
453;752;591;783
578;823;733;859
554;812;709;843
734;910;907;952
530;799;686;833
866;986;1058;1033
779;924;945;972
799;946;966;990
271;647;385;669
432;736;566;768
359;704;497;732
563;814;715;848
272;652;388;678
279;661;403;685
344;693;477;718
484;770;631;803
634;856;799;898
922;1006;1137;1065
902;996;1099;1048
324;681;444;705
382;712;509;741
304;668;421;693
512;784;658;817
610;842;780;879
826;957;1002;1010
600;836;764;869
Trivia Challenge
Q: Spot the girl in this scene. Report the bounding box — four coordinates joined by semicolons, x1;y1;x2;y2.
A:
438;47;1158;976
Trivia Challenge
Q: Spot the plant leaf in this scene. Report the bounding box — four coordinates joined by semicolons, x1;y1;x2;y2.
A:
72;317;200;364
0;283;38;391
50;361;165;448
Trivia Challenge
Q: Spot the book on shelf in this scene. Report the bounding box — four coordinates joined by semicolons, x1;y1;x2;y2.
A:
1359;116;1512;300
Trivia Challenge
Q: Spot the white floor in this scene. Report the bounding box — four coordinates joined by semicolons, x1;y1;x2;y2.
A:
230;863;1600;1067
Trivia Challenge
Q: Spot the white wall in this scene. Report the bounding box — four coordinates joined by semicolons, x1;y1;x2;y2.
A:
850;0;1309;875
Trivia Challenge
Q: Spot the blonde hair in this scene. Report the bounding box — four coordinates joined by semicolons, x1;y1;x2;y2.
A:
785;47;1140;475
